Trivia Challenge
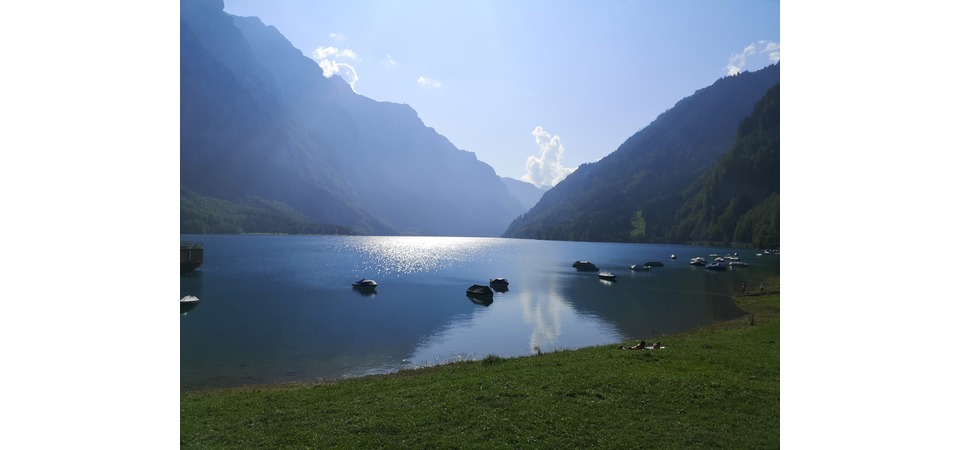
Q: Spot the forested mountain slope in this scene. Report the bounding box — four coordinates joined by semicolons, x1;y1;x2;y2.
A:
180;187;356;235
502;63;779;243
651;84;780;247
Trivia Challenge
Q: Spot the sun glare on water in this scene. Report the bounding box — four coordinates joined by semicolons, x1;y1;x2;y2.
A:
341;236;507;276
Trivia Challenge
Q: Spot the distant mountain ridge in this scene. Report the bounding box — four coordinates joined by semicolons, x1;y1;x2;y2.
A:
500;177;550;212
180;0;525;236
502;63;779;243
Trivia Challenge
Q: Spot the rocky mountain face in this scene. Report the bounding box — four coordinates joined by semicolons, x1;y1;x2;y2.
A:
180;0;525;236
502;63;780;243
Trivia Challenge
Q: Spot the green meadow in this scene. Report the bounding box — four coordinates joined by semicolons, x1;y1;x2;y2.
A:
181;277;780;449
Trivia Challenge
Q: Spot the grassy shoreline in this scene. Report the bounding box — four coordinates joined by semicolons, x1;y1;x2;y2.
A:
181;276;779;448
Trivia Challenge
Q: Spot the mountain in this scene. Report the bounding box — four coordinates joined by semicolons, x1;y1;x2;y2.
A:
501;63;780;243
645;84;780;247
180;0;525;236
501;177;550;212
180;187;356;235
180;0;395;235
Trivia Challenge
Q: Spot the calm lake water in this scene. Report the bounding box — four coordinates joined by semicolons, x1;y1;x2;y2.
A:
180;235;779;391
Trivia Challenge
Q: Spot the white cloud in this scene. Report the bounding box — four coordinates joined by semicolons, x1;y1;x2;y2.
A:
311;46;359;61
724;41;779;75
382;54;396;69
521;126;577;188
725;43;757;76
417;76;441;87
311;46;362;92
329;33;345;41
759;41;780;62
312;46;339;59
318;60;359;92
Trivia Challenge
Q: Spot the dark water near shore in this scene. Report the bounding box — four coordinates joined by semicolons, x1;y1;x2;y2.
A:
180;235;779;391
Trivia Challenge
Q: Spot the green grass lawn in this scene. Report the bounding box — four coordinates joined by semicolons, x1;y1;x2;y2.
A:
181;277;780;449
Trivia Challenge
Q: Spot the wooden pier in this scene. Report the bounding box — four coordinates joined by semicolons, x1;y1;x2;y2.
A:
181;241;204;273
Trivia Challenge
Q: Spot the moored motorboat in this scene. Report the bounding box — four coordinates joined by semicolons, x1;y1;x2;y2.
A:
670;254;676;259
598;271;617;281
489;278;509;287
690;257;707;266
180;295;199;303
729;261;748;267
466;284;494;296
705;262;726;270
573;261;599;271
630;264;651;271
352;278;378;289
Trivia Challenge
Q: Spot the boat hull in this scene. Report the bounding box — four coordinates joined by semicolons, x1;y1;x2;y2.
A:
181;262;202;273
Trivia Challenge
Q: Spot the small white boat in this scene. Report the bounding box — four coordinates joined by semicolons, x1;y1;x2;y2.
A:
705;262;726;271
670;254;676;259
715;257;725;262
630;264;651;271
729;261;748;267
709;254;719;258
352;278;378;289
690;257;707;266
180;295;199;303
598;272;617;280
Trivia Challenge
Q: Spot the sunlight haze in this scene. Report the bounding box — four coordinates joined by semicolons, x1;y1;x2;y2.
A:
223;0;780;184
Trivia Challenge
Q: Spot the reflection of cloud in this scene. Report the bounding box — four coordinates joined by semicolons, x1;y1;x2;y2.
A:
519;286;567;353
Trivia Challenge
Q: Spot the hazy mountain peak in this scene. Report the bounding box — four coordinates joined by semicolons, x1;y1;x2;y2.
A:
501;177;550;212
183;0;224;14
182;1;525;236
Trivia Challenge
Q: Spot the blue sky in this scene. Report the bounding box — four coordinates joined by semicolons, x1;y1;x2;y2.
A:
223;0;780;185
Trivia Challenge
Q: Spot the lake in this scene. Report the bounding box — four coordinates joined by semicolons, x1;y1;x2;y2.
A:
180;235;779;391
